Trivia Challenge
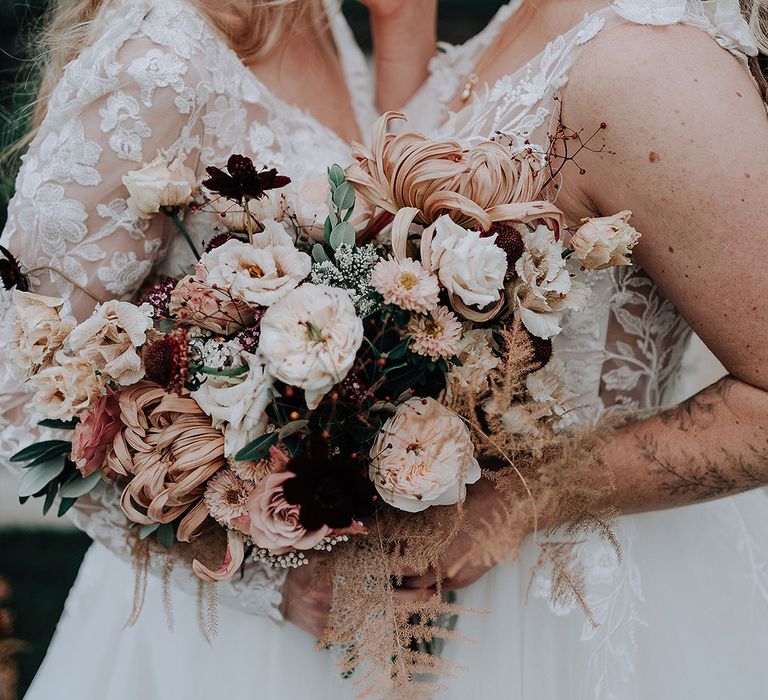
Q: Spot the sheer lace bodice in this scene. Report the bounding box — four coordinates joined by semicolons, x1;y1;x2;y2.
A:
0;0;374;619
408;0;758;419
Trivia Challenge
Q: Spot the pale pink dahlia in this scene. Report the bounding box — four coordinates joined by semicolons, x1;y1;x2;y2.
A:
407;306;462;360
204;469;253;526
371;257;440;313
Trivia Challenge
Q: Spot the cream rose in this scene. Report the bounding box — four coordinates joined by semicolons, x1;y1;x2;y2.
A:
204;187;287;232
369;397;481;513
200;237;311;308
570;211;640;270
28;350;103;420
259;284;364;410
123;157;197;218
8;291;74;379
294;177;374;242
430;215;508;308
67;300;154;385
513;226;590;340
191;354;274;458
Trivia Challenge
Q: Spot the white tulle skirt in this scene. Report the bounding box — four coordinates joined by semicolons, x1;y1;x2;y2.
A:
26;487;768;700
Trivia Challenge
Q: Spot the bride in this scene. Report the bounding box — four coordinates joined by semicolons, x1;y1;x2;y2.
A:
2;0;768;698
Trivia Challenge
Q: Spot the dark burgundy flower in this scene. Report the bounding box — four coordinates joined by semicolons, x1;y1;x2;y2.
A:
481;223;526;278
234;314;265;354
282;440;376;531
0;245;29;291
526;330;553;370
204;232;235;252
202;155;291;202
142;329;191;394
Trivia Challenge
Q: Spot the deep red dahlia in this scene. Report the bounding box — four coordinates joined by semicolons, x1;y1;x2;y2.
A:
143;329;191;394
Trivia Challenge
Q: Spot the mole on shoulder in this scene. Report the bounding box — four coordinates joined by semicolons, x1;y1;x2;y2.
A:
649;151;661;163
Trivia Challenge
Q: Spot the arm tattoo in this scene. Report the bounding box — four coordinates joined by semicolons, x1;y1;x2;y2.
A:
656;377;735;431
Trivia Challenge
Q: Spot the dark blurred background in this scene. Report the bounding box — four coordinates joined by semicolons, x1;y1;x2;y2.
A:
0;1;507;697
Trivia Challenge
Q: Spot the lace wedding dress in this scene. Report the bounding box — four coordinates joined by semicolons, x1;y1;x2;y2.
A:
402;0;768;698
0;0;377;696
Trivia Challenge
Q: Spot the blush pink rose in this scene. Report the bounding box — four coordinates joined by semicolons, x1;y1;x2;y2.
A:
247;471;330;553
72;388;122;477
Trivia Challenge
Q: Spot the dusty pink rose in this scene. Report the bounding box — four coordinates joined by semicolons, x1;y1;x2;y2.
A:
169;270;255;335
247;471;330;553
72;388;122;477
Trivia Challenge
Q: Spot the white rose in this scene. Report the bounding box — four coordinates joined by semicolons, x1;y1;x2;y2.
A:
200;237;311;307
295;177;374;242
8;290;74;380
192;353;274;458
513;226;590;340
570;211;640;270
28;350;103;420
67;300;154;385
369;397;481;513
259;284;364;409
204;187;287;232
445;328;500;398
123;157;197;218
430;215;507;308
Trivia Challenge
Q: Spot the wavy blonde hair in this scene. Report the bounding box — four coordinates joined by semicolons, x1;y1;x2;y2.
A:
10;0;327;160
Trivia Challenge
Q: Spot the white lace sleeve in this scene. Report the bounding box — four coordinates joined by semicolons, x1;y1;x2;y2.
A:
0;12;286;620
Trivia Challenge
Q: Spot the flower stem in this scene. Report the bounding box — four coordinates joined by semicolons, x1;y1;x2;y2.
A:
170;212;201;260
24;266;102;303
195;364;249;377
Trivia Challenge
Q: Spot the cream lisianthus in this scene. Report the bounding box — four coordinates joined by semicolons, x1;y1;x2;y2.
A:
513;226;590;340
191;354;274;458
369;397;481;513
259;284;364;409
8;291;74;380
28;350;103;421
67;300;154;385
570;211;640;270
122;156;197;218
200;237;311;308
430;215;508;308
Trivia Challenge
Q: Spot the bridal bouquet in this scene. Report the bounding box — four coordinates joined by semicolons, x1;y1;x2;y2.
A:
5;112;639;695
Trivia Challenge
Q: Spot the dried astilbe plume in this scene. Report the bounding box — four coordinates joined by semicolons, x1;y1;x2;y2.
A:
346;111;564;245
106;381;227;532
320;321;619;699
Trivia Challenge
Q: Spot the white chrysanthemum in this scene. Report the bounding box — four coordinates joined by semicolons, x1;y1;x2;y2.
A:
369;397;481;513
204;469;253;526
407;306;462;360
513;226;590;340
259;284;364;409
371;257;439;313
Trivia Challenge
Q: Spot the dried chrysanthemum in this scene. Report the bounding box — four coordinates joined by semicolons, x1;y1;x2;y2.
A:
407;306;463;361
346;112;564;240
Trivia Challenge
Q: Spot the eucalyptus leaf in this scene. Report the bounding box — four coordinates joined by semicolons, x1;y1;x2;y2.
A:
332;182;356;211
140;523;160;540
59;471;102;498
324;216;333;243
235;431;279;462
328;164;346;187
17;457;66;498
11;439;71;463
42;480;59;516
278;420;309;439
157;524;175;550
58;497;77;517
329;222;356;250
312;244;330;263
386;338;411;360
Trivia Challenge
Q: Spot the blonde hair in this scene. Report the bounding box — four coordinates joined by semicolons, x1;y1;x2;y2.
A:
9;0;327;163
746;0;768;52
